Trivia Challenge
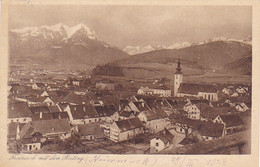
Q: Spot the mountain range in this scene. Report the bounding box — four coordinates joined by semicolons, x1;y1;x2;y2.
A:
122;36;251;55
9;23;128;65
114;40;252;74
9;23;252;75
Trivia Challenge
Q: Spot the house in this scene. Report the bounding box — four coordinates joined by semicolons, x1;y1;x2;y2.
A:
29;105;53;121
178;134;198;146
195;121;224;141
184;103;209;120
19;123;42;152
200;107;234;121
150;128;174;153
236;87;247;94
32;83;46;90
10;85;27;94
177;83;218;101
99;95;120;109
222;88;232;95
63;92;91;105
137;86;153;96
46;84;60;91
137;85;171;97
119;111;135;120
94;105;119;123
96;79;115;91
76;123;104;141
51;112;69;120
235;102;250;112
231;92;239;97
213;114;245;135
74;87;88;95
175;117;201;135
40;91;58;97
8;102;32;124
109;118;144;142
65;104;99;125
137;109;169;134
123;101;151;115
18;119;71;151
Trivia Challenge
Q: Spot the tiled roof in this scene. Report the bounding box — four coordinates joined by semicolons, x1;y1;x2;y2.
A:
176;118;224;138
52;112;69;120
48;106;60;113
70;105;99;119
29;105;50;114
35;83;45;87
133;102;150;112
141;108;168;121
8;102;31;118
178;83;217;95
196;121;224;138
63;93;90;104
201;107;233;119
119;111;134;117
28;97;49;103
78;123;104;138
115;118;143;132
219;114;244;127
153;129;174;144
31;113;53;121
31;119;70;135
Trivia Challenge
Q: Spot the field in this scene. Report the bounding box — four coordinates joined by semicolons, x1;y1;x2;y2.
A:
119;63;251;84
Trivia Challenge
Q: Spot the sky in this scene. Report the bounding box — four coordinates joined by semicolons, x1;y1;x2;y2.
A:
9;5;252;48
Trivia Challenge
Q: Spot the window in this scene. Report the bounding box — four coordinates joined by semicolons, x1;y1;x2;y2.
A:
89;120;91;123
24;118;26;121
156;142;159;146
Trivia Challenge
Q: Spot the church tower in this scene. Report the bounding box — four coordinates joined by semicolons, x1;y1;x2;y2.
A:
174;58;183;96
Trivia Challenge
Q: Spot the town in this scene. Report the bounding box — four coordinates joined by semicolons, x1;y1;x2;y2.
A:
7;59;251;154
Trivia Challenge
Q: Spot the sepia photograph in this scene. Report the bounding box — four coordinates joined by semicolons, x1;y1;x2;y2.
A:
4;2;255;158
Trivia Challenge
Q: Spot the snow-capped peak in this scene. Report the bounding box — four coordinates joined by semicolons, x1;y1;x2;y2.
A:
123;45;155;55
167;42;191;49
10;23;98;40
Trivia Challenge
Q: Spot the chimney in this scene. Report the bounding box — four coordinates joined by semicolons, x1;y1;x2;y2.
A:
142;102;144;107
40;112;43;119
83;107;86;111
163;128;166;135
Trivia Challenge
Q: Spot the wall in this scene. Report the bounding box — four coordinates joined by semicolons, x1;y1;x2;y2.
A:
150;138;166;152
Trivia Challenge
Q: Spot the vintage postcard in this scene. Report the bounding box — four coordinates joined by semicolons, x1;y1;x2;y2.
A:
0;0;259;167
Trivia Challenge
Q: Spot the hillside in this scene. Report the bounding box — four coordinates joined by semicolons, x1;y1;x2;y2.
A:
114;41;252;71
222;56;252;75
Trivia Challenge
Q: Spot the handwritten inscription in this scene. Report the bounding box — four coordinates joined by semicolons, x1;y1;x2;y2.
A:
9;154;226;167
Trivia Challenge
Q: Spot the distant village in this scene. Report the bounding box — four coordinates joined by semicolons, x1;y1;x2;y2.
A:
8;59;251;154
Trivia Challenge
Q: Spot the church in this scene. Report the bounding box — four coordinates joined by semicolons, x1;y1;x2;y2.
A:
173;59;218;102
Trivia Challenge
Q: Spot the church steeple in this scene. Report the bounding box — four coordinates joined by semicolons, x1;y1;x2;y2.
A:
175;57;182;74
173;57;183;96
